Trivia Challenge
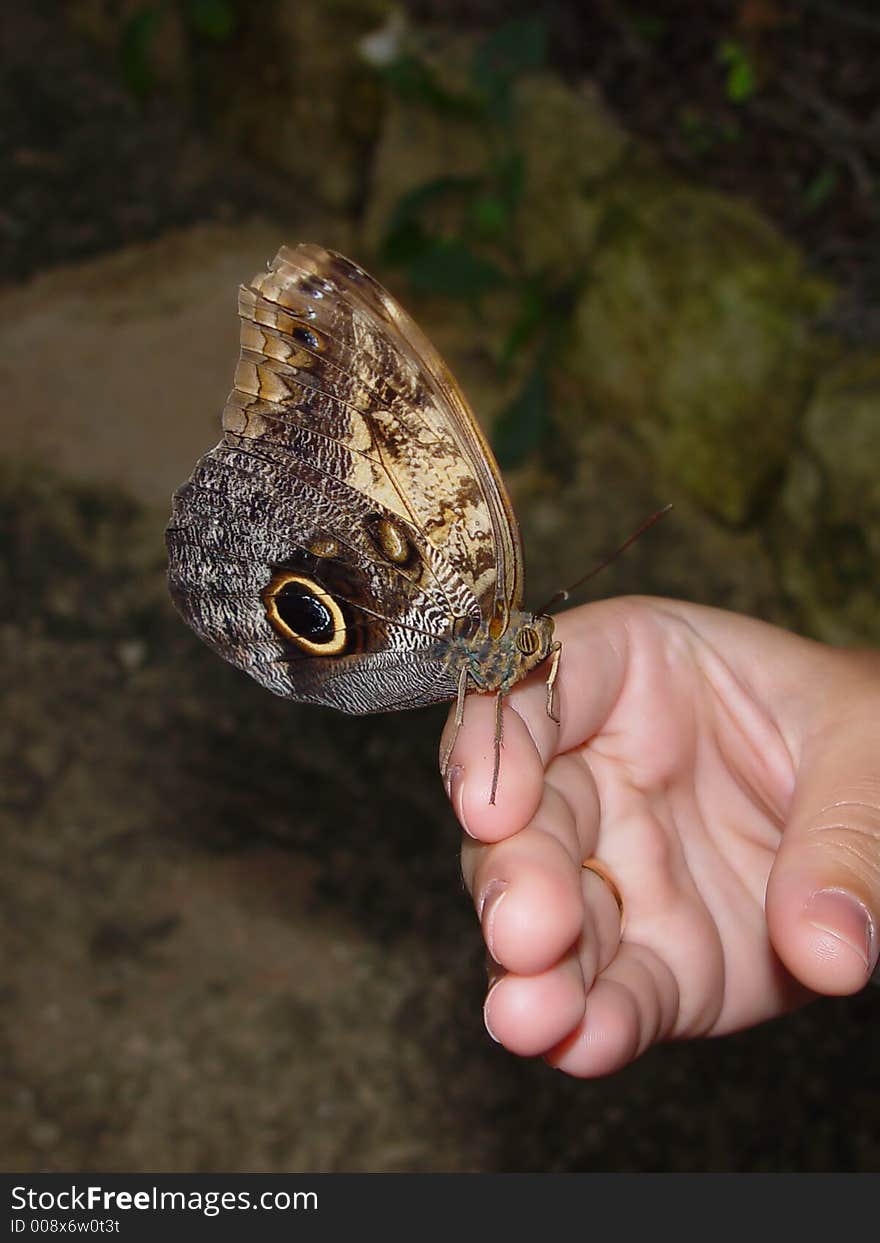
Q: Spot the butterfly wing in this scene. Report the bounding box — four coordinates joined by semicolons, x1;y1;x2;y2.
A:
166;244;524;712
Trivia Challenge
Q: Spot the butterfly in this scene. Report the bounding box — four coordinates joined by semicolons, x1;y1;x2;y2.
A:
165;244;561;802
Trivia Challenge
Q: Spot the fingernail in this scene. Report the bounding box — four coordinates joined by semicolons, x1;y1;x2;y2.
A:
444;764;474;837
805;888;878;976
483;986;502;1043
479;880;508;960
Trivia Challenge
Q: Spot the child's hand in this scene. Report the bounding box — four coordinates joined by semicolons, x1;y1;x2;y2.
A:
440;597;880;1077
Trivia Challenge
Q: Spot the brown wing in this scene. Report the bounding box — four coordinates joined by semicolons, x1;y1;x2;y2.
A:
232;244;524;623
166;244;522;711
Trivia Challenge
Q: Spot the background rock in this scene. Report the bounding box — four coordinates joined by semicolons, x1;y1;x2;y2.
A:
773;349;880;644
2;3;879;1176
565;179;832;524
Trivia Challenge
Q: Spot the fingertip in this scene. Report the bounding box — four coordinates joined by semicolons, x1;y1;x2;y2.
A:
442;695;544;842
484;960;586;1057
479;842;583;974
767;871;879;996
546;979;641;1078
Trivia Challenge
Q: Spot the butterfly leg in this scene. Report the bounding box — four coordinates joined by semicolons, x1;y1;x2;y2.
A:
545;641;562;724
440;663;470;782
490;689;504;806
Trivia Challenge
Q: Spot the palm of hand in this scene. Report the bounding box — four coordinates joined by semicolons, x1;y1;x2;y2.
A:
444;597;867;1077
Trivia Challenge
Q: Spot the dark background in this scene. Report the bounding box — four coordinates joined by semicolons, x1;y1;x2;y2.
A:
1;1;878;1172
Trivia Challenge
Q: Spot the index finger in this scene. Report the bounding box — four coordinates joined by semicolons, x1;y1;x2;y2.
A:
439;598;631;841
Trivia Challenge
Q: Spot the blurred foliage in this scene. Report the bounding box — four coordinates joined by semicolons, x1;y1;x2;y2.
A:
717;39;757;104
376;16;575;469
678;107;741;156
803;166;839;215
120;0;239;96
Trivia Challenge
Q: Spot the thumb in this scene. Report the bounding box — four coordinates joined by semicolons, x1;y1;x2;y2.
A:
766;682;880;995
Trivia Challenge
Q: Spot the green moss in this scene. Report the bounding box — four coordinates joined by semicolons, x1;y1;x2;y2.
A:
566;181;833;523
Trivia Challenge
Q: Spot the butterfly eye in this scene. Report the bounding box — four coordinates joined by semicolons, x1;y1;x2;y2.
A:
261;572;347;656
515;626;541;656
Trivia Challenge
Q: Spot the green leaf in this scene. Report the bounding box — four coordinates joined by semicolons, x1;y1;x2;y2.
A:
468;195;508;240
380;56;479;117
404;239;507;300
803;166;839;213
472;16;548;125
380;219;433;267
493;151;525;212
632;15;666;41
186;0;238;42
492;366;549;469
385;175;482;237
500;285;546;364
717;40;757;104
474;15;548;82
120;6;164;97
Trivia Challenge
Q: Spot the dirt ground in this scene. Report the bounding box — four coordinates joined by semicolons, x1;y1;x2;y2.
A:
2;4;879;1173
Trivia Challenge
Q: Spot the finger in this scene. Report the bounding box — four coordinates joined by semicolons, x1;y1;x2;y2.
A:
480;902;626;1062
440;599;631;841
766;669;880;994
473;796;627;1058
545;942;680;1078
460;751;601;894
507;600;631;759
441;693;546;841
580;864;627;976
483;956;587;1058
465;777;610;977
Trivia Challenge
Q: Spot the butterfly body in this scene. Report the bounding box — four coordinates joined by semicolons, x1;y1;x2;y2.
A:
450;610;556;695
166;244;558;793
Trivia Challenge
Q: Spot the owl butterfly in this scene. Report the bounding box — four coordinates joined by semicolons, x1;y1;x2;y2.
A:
166;244;560;803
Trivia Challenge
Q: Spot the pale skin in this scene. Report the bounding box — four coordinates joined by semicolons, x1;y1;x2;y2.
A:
440;596;880;1077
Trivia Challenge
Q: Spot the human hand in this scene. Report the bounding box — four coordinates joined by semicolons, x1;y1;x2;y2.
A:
440;597;880;1077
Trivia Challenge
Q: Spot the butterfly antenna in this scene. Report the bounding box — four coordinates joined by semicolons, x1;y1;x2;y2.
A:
536;504;673;615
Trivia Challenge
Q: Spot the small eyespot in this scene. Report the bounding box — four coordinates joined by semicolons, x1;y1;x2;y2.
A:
308;537;340;559
332;256;365;284
292;327;321;351
365;515;417;568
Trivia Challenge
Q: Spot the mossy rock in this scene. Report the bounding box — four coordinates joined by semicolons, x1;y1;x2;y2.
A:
773;351;880;644
363;39;628;277
511;76;629;276
565;179;833;524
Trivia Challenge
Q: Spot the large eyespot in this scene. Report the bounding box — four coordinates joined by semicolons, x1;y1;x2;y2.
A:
515;625;541;656
261;572;347;656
